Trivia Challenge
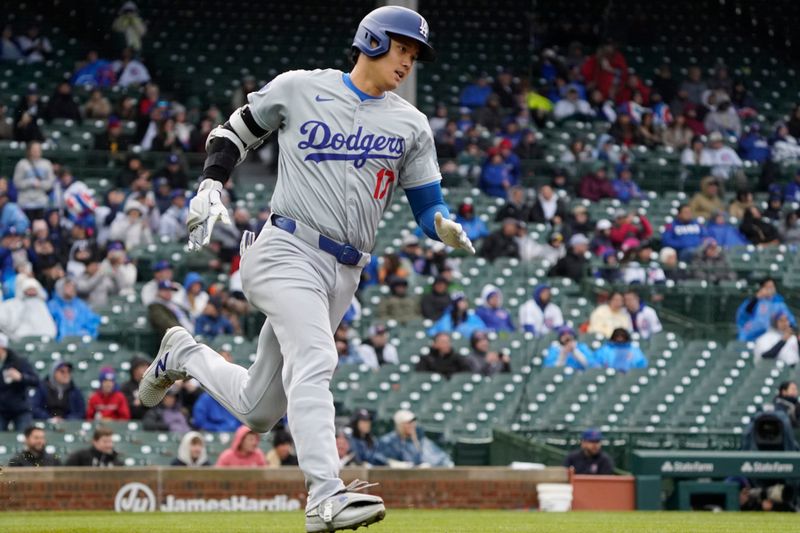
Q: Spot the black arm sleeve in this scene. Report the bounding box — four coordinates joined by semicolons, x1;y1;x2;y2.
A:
761;340;787;360
202;136;240;184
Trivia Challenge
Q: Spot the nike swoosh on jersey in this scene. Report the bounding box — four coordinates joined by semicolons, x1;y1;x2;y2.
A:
315;95;334;102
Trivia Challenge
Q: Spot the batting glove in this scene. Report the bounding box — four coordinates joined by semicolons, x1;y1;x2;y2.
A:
187;178;232;251
434;211;476;255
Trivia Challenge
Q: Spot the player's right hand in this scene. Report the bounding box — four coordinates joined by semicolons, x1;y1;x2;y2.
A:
187;178;232;251
434;211;476;254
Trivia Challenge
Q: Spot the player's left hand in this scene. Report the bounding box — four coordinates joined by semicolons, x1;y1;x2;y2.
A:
434;211;475;254
187;178;232;251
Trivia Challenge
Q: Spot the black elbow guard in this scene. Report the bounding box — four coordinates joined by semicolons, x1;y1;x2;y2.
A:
202;137;241;183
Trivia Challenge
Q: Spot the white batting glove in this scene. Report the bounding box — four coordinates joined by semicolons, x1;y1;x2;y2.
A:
434;212;475;255
187;179;232;252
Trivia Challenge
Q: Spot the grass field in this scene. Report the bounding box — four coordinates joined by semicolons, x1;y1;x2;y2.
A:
0;510;796;533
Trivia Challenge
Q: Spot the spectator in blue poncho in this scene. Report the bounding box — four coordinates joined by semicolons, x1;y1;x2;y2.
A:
594;328;648;372
705;211;749;248
736;278;796;341
544;326;595;370
428;292;486;338
47;277;100;340
455;202;489;243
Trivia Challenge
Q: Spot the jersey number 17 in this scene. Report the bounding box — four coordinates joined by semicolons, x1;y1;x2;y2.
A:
373;168;395;200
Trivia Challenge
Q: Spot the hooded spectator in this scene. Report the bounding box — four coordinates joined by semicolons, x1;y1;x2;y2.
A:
739;124;770;164
609;209;653;249
377;276;420;324
544;326;595;370
13;85;45;142
13;141;55;220
590;219;615;257
706;211;749;248
265;429;299;468
148;280;195;336
454;202;489;243
0;275;56;340
687;177;723;221
194;299;234;339
736;279;796;341
193;391;240;432
415;332;471;379
754;313;799;367
580;43;628;101
112;2;147;51
43;81;81;123
378;409;453;467
479;150;513;198
578;163;616;202
142;386;191;433
691;238;736;284
357;323;399;369
0;332;39;431
0;188;30;237
704;98;741;137
31;360;85;421
141;259;187;306
347;409;387;466
466;330;511;376
480;218;520;262
475;285;515;333
109;198;153;249
171;431;211;467
420;275;451;320
763;192;784;222
549;233;589;282
182;271;209;318
594;328;648;371
47;277;100;340
428;292;486;338
588;292;633;338
612;164;644;204
215;425;267;467
120;356;150;420
518;284;564;336
659;247;688;282
739;206;780;247
661;204;707;260
8;426;60;467
459;74;492;109
623;291;663;340
86;367;130;421
65;426;122;467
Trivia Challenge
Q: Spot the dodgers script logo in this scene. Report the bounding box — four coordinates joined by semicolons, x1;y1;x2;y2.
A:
297;120;405;168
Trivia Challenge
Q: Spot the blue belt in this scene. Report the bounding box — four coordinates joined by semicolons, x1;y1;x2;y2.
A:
270;214;367;267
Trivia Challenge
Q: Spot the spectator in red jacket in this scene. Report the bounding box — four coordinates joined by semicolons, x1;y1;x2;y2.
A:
215;425;267;467
578;163;616;201
580;42;628;101
609;209;653;249
86;367;131;421
615;74;650;105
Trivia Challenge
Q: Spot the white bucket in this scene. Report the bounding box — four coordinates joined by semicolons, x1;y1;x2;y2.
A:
537;483;573;512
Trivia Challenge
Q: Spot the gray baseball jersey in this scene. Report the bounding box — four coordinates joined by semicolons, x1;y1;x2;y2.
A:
247;68;441;252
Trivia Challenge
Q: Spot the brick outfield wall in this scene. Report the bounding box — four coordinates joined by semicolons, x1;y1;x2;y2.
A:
0;467;568;512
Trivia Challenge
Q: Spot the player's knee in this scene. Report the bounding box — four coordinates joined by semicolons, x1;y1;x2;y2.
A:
283;348;337;389
242;412;278;433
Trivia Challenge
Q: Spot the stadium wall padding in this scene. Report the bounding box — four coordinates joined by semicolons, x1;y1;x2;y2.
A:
0;466;568;511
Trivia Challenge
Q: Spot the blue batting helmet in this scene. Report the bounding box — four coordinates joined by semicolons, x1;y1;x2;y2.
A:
352;6;435;62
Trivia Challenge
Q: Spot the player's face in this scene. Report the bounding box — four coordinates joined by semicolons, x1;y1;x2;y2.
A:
374;38;419;91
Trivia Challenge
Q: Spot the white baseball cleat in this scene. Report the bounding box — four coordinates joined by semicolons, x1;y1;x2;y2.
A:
305;480;386;533
139;326;193;407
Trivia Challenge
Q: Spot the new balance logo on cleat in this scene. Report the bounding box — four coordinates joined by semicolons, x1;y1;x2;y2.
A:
155;352;169;378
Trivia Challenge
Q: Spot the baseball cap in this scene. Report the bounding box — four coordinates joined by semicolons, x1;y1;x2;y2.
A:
352;408;373;422
387;275;408;287
167;154;180;165
393;409;416;426
107;241;125;252
54;360;73;372
596;219;612;231
708;131;723;142
581;429;603;442
368;324;388;337
433;275;449;286
98;368;116;382
614;208;628;219
170;189;186;200
402;234;420;247
569;233;589;247
2;226;20;238
157;280;177;291
153;259;172;272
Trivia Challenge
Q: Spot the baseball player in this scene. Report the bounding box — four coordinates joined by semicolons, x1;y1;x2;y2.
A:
138;6;473;532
